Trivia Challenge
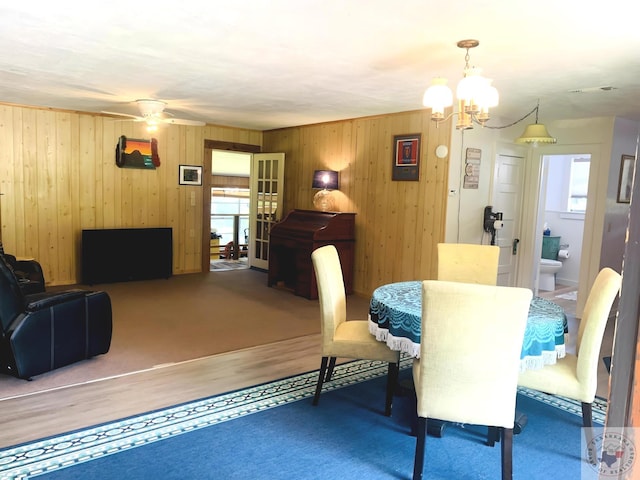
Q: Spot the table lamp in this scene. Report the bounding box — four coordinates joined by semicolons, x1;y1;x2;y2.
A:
312;170;339;212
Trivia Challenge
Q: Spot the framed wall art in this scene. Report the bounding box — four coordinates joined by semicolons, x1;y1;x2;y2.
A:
617;154;635;203
115;135;160;169
179;165;203;186
392;134;421;181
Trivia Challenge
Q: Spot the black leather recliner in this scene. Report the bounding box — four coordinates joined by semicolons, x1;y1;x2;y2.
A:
0;254;113;379
1;253;46;295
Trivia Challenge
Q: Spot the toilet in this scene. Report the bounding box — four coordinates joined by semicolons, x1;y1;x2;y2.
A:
538;235;565;291
538;258;563;291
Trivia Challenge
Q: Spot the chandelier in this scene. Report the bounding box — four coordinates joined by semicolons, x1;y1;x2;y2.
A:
422;39;557;145
423;39;498;130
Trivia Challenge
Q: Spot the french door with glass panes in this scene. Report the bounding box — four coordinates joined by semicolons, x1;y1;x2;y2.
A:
249;153;285;270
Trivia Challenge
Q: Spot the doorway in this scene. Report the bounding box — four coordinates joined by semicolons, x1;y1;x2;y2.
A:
210;151;251;271
201;140;261;274
533;153;591;297
201;141;285;273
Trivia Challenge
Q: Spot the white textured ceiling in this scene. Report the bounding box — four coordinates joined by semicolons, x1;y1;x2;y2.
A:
1;1;639;131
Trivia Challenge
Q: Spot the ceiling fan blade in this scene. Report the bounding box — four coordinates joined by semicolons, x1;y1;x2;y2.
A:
162;118;206;126
102;100;205;126
101;110;144;121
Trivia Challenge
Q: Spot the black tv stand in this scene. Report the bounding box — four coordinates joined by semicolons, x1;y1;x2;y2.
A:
82;228;173;284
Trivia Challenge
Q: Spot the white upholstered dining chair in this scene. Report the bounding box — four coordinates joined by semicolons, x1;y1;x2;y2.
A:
438;242;501;444
517;267;622;428
437;242;500;285
311;245;400;416
412;280;533;480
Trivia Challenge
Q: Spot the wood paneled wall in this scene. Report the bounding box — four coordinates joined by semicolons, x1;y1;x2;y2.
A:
0;103;262;285
263;110;451;296
0;102;449;293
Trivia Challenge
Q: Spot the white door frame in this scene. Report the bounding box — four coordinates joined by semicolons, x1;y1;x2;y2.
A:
517;143;604;315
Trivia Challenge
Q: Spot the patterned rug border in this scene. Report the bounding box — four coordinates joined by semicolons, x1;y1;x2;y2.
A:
0;356;605;479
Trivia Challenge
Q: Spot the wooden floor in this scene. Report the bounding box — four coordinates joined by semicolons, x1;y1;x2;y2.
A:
1;282;612;450
0;335;326;449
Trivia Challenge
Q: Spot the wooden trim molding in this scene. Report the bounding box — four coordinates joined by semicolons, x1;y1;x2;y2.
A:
204;139;261;153
211;175;250;189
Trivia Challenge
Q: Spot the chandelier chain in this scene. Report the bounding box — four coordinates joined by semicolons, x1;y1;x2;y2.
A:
473;105;538;129
423;40;555;143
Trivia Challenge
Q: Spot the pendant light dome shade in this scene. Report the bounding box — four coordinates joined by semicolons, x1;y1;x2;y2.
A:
515;123;557;145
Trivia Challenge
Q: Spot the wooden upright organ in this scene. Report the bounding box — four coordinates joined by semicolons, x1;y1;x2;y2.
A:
268;209;355;299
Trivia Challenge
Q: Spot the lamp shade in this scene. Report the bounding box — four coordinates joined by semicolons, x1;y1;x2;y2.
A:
312;170;339;190
515;123;557;145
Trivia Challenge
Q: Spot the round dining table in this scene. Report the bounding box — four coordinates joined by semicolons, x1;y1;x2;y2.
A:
368;280;568;438
368;281;567;372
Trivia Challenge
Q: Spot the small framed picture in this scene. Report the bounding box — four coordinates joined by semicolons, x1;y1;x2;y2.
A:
617;155;635;203
179;165;203;186
392;134;421;181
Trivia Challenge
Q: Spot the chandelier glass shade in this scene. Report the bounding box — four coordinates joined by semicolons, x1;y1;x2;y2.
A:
422;78;452;120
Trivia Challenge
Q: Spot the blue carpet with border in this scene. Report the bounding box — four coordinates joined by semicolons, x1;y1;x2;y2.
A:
0;358;606;479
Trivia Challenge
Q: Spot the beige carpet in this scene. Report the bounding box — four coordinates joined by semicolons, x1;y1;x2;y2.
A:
0;269;370;399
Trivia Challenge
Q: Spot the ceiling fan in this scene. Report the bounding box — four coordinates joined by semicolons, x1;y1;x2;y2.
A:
102;99;206;131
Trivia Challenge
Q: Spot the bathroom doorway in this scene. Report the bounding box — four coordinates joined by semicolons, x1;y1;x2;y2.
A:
534;153;591;297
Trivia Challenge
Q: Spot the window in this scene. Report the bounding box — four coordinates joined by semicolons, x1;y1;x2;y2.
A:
567;158;590;213
210;188;250;244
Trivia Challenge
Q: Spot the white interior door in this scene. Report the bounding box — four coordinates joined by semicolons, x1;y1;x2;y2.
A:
249;153;285;270
492;150;526;286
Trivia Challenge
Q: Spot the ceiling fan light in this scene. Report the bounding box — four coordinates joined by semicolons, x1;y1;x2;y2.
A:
515;123;557;145
136;99;167;117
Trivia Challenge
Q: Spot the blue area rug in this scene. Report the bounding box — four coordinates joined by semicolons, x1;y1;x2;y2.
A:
0;358;606;479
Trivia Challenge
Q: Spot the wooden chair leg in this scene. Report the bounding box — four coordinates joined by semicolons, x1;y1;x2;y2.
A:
581;402;593;428
500;427;513;480
487;426;499;447
412;416;427;480
385;361;399;416
582;402;595;449
325;357;337;382
312;356;329;406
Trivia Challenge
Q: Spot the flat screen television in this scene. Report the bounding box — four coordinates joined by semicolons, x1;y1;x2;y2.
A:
82;228;173;284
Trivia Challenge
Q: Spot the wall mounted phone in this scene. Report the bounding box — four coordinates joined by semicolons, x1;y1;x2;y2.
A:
483;206;503;245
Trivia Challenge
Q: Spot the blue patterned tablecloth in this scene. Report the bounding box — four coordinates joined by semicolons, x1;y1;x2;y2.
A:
368;281;566;372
